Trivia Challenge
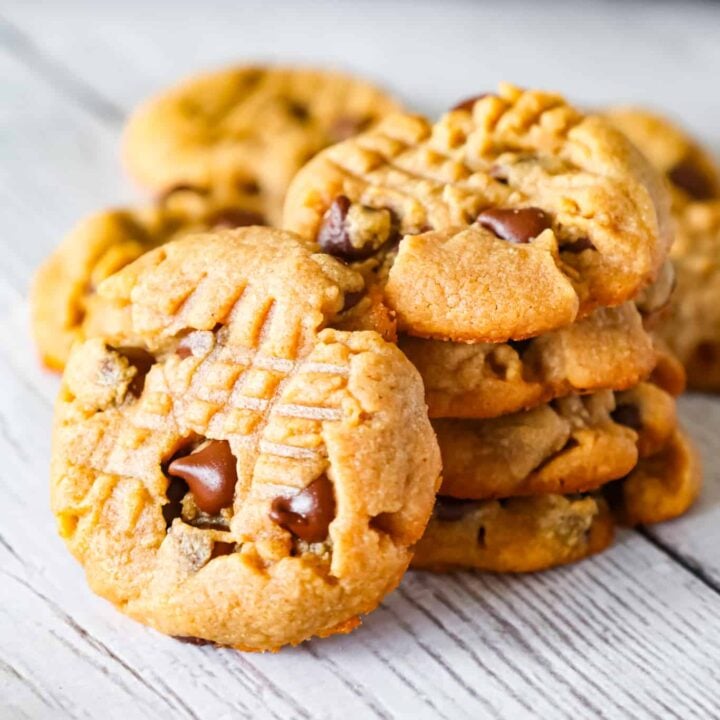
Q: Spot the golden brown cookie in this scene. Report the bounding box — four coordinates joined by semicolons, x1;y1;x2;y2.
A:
284;83;672;343
412;427;700;575
123;66;402;225
607;109;720;389
654;201;720;390
401;303;655;419
51;228;441;651
606;428;701;526
411;493;613;573
433;382;675;500
31;187;269;371
606;108;720;206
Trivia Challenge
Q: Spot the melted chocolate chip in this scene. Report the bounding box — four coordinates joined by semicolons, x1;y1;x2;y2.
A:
434;496;481;522
269;475;335;543
611;404;642;430
116;347;155;397
210;541;235;559
210;208;265;229
317;196;353;259
476;207;552;244
562;237;596;254
167;440;238;515
162;475;188;527
452;94;490;112
668;157;716;200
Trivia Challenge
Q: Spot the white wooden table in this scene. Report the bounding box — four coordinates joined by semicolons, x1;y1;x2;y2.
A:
2;2;720;717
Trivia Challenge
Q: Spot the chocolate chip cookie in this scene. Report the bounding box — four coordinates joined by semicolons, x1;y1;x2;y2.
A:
607;108;720;207
123;66;402;225
284;83;672;343
607;108;720;389
411;493;614;573
31;187;268;370
51;228;441;651
433;381;676;500
401;303;655;419
412;427;698;574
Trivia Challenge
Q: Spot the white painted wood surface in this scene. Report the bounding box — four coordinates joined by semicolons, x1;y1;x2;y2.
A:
2;2;720;717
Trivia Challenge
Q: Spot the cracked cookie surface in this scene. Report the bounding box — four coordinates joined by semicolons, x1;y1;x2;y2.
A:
123;66;402;225
51;228;441;651
284;83;671;342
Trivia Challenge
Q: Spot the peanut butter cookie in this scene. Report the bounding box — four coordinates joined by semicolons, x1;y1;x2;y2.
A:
401;303;655;419
123;66;402;225
51;228;441;651
285;83;671;342
433;382;675;500
31;187;267;370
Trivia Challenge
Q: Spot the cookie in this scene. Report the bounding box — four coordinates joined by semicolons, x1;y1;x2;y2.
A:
654;201;720;390
400;303;655;419
433;382;675;500
123;66;403;225
411;493;613;574
284;83;672;343
51;228;441;651
31;187;269;370
412;427;699;575
606;428;701;526
606;108;720;206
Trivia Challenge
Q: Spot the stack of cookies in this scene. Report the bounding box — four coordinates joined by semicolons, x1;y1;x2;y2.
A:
32;68;707;651
282;84;702;572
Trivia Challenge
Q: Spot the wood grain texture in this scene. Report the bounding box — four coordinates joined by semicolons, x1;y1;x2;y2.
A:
2;2;720;717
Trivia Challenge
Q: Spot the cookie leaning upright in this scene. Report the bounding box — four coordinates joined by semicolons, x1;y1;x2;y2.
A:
284;83;672;343
123;66;403;225
51;228;441;651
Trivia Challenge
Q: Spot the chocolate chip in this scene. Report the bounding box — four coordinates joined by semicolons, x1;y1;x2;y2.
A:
269;475;335;543
611;404;642;430
329;115;372;142
116;347;155;397
167;440;238;515
452;94;490;112
562;237;596;254
210;541;235;559
342;290;365;312
162;475;187;527
287;100;310;122
317;196;352;258
476;207;552;244
317;196;394;261
434;496;481;522
210;208;265;229
668;157;716;200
